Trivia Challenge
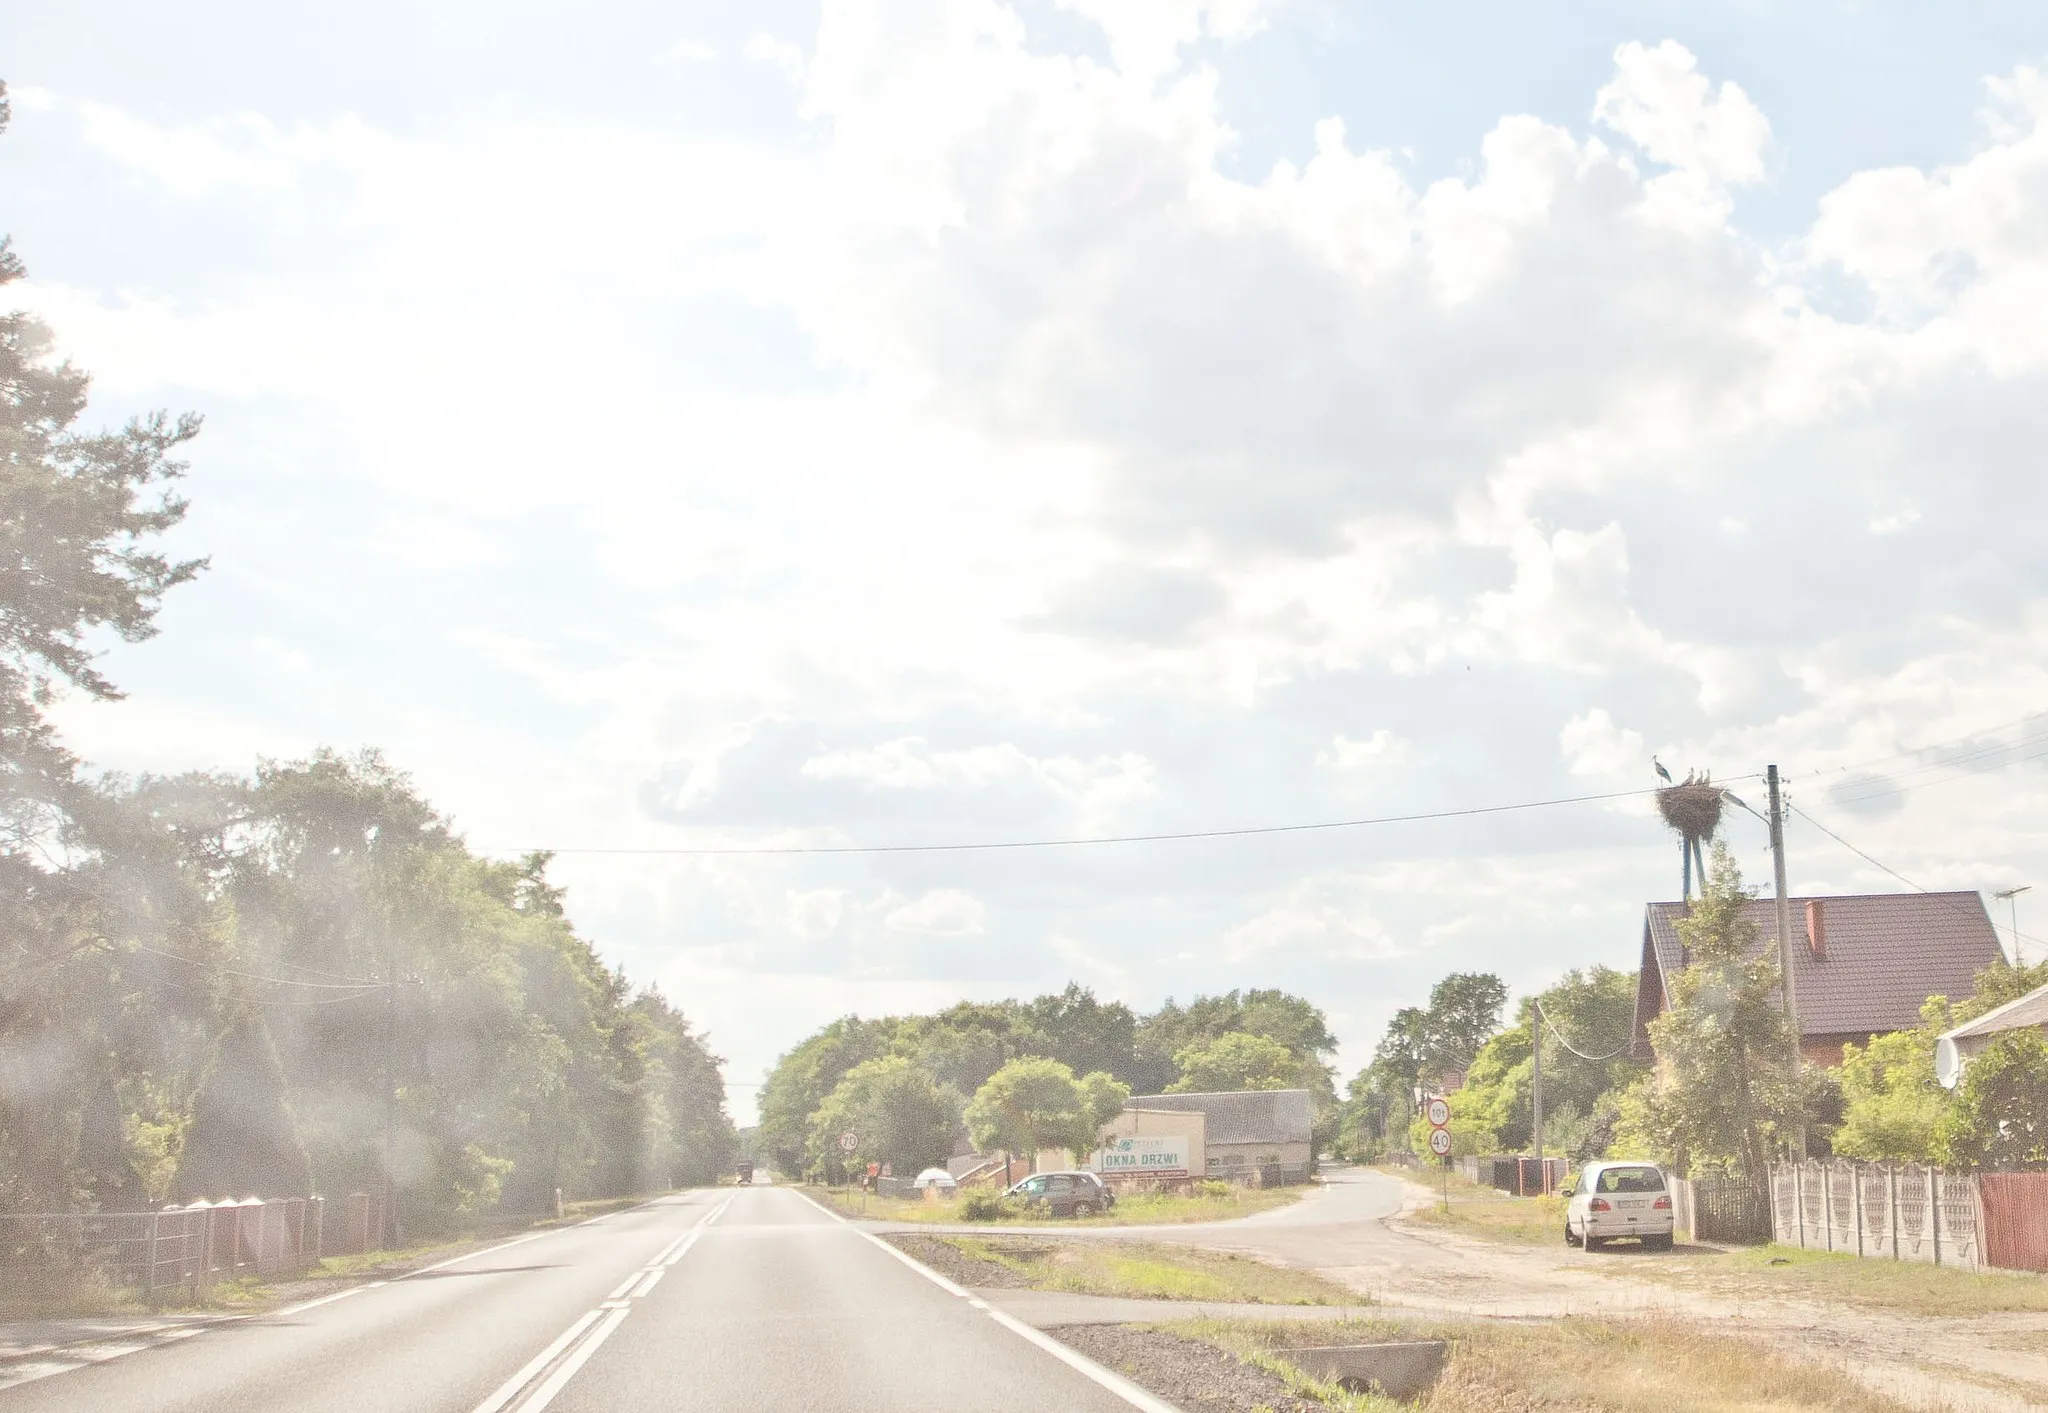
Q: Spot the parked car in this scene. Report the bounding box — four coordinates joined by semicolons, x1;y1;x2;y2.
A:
1005;1170;1116;1217
1563;1161;1674;1251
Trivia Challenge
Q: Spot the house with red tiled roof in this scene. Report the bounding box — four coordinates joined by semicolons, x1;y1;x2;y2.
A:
1631;891;2007;1067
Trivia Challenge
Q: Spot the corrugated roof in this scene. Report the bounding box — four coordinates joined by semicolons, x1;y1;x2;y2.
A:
1941;979;2048;1041
1643;892;2004;1037
1126;1089;1313;1145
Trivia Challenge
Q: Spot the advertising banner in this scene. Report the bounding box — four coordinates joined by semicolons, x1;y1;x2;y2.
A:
1095;1135;1191;1178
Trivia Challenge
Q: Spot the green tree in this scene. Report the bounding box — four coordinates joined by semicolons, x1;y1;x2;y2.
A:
1615;844;1801;1173
1416;972;1508;1081
808;1056;962;1179
1167;1031;1297;1092
175;1011;312;1199
965;1057;1092;1160
757;1016;897;1176
1022;984;1138;1083
1077;1070;1132;1131
1833;1000;1949;1163
1939;1029;2048;1171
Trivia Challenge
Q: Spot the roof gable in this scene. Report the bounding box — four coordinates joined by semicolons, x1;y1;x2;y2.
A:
1641;891;2003;1037
1125;1089;1313;1145
1941;979;2048;1041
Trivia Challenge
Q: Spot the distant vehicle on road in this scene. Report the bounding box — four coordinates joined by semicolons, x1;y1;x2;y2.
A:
736;1161;755;1184
1563;1161;1674;1251
1005;1170;1115;1218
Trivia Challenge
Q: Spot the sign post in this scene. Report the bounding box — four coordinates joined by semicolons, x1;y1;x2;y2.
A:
1426;1099;1452;1209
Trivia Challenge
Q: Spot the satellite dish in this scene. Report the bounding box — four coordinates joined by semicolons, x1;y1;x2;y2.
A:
1935;1036;1962;1090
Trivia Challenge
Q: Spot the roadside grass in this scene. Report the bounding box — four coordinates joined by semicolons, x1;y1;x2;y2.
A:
1390;1167;1566;1245
933;1234;1357;1304
806;1183;1302;1226
1164;1314;1922;1411
1607;1241;2048;1317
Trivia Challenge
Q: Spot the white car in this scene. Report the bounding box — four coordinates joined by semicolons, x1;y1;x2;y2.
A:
1563;1161;1674;1251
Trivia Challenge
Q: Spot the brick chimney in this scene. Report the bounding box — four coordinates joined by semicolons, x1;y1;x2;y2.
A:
1806;899;1827;960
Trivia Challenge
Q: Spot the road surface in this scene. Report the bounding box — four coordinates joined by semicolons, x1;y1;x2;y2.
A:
0;1187;1166;1413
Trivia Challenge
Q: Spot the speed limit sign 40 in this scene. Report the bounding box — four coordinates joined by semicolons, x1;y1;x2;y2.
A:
1428;1127;1453;1157
1425;1097;1450;1128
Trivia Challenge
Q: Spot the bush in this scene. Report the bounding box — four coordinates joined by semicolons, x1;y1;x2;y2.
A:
958;1189;1016;1222
1197;1179;1234;1198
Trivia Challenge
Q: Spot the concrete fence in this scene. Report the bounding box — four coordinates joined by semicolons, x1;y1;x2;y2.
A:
0;1192;392;1306
1768;1161;1985;1269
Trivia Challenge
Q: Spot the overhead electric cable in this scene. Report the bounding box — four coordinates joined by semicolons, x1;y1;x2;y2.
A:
483;779;1756;858
125;941;386;990
1532;998;1632;1063
1787;804;2046;953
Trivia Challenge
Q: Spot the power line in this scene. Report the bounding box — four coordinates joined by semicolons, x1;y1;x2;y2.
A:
1532;997;1632;1063
1786;804;2046;954
481;780;1754;858
125;941;385;990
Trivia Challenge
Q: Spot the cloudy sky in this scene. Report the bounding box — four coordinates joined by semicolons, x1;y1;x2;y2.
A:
7;1;2048;1121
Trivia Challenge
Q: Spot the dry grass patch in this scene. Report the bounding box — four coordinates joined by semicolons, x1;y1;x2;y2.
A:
927;1234;1359;1304
1391;1167;1567;1246
1611;1242;2048;1317
1167;1314;1921;1412
807;1182;1302;1225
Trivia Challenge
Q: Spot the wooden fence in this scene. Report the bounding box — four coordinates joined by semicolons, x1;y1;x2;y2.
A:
1979;1172;2048;1273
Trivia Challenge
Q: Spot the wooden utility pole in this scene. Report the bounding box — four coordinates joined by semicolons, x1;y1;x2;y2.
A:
1530;1001;1544;1171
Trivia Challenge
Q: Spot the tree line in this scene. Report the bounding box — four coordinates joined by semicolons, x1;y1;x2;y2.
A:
755;985;1339;1180
0;87;735;1228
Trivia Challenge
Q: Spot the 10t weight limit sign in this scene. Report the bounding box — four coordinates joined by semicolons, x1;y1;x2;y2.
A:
1425;1096;1452;1157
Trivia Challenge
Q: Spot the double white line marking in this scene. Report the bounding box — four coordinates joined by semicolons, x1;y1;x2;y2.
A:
470;1197;730;1413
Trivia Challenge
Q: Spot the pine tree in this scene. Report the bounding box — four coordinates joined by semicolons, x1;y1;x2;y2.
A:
175;1013;312;1200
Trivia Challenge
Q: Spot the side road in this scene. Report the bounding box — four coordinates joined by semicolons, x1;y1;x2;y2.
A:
867;1165;2048;1412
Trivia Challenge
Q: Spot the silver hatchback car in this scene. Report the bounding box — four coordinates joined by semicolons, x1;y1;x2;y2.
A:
1563;1161;1674;1251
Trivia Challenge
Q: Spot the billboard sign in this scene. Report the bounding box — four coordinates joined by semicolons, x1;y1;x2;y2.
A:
1095;1135;1191;1178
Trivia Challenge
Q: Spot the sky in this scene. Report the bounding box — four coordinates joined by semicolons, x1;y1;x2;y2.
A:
6;0;2048;1124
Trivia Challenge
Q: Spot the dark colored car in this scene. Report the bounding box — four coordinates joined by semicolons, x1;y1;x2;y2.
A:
1004;1170;1116;1217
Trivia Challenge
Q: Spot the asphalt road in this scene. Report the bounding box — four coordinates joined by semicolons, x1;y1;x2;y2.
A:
0;1187;1165;1413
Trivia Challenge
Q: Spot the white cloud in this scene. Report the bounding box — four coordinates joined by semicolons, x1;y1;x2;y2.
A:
1560;709;1646;779
1316;731;1410;772
885;889;989;936
1592;39;1772;185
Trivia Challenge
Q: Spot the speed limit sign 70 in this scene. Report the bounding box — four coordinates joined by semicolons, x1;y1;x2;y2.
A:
838;1131;859;1153
1425;1097;1450;1128
1428;1127;1453;1157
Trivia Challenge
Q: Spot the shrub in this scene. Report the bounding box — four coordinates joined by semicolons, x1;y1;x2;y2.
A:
1197;1179;1234;1198
958;1189;1016;1222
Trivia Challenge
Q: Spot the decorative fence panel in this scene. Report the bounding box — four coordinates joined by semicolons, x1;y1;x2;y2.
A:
1769;1162;1988;1270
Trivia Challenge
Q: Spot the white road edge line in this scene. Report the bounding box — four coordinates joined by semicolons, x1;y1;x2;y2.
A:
791;1189;1185;1413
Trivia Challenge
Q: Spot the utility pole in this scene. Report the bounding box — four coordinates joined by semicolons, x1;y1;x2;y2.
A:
1530;1001;1544;1172
1767;764;1798;1036
383;957;398;1251
1767;763;1805;1160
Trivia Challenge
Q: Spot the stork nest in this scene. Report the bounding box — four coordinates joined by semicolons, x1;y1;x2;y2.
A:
1656;780;1724;841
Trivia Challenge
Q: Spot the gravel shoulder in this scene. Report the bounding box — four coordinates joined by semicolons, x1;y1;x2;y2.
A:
1050;1325;1328;1413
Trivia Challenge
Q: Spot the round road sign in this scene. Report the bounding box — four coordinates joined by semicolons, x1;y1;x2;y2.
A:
1427;1127;1453;1157
838;1131;860;1153
1425;1097;1450;1128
